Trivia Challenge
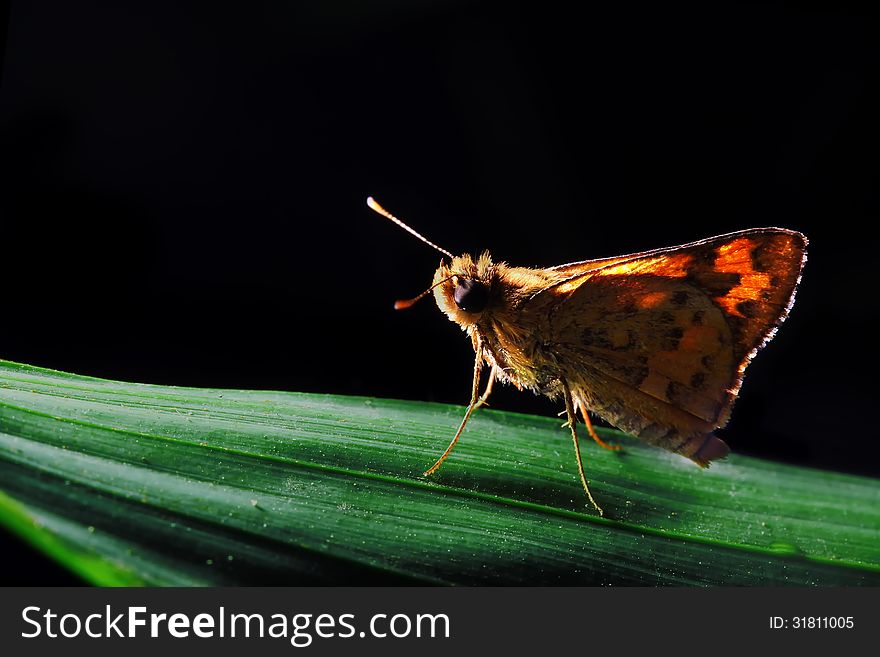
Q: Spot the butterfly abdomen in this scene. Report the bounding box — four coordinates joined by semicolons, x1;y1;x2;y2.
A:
571;379;730;465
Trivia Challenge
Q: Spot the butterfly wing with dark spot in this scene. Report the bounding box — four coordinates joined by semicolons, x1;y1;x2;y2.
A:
532;228;807;459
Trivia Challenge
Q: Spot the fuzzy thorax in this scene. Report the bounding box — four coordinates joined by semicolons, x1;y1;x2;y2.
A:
431;251;564;329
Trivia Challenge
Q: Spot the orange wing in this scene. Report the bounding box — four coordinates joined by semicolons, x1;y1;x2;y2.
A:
534;228;806;459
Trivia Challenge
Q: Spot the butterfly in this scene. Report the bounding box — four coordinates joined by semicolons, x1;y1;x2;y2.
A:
368;197;807;515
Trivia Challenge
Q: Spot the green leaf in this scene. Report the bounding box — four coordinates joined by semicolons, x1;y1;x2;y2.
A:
0;360;877;585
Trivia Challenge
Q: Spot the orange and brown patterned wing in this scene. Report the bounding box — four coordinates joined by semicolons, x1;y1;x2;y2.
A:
536;228;806;457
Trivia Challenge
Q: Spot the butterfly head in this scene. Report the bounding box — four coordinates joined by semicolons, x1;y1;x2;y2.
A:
432;252;496;326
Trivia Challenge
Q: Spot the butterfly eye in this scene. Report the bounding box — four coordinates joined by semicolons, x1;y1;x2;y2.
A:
453;278;489;313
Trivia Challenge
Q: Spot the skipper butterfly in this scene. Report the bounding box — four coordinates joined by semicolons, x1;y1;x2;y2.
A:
368;197;807;515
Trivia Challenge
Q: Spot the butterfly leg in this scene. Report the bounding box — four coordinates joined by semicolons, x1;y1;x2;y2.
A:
424;342;484;477
576;401;621;452
472;365;497;411
562;379;604;516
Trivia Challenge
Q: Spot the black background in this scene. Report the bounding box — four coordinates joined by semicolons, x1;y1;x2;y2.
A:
1;1;879;582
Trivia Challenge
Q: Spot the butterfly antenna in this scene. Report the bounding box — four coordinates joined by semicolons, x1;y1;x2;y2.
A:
366;197;454;259
393;275;455;310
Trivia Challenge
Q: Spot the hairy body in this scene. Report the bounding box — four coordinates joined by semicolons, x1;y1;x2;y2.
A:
429;230;806;514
